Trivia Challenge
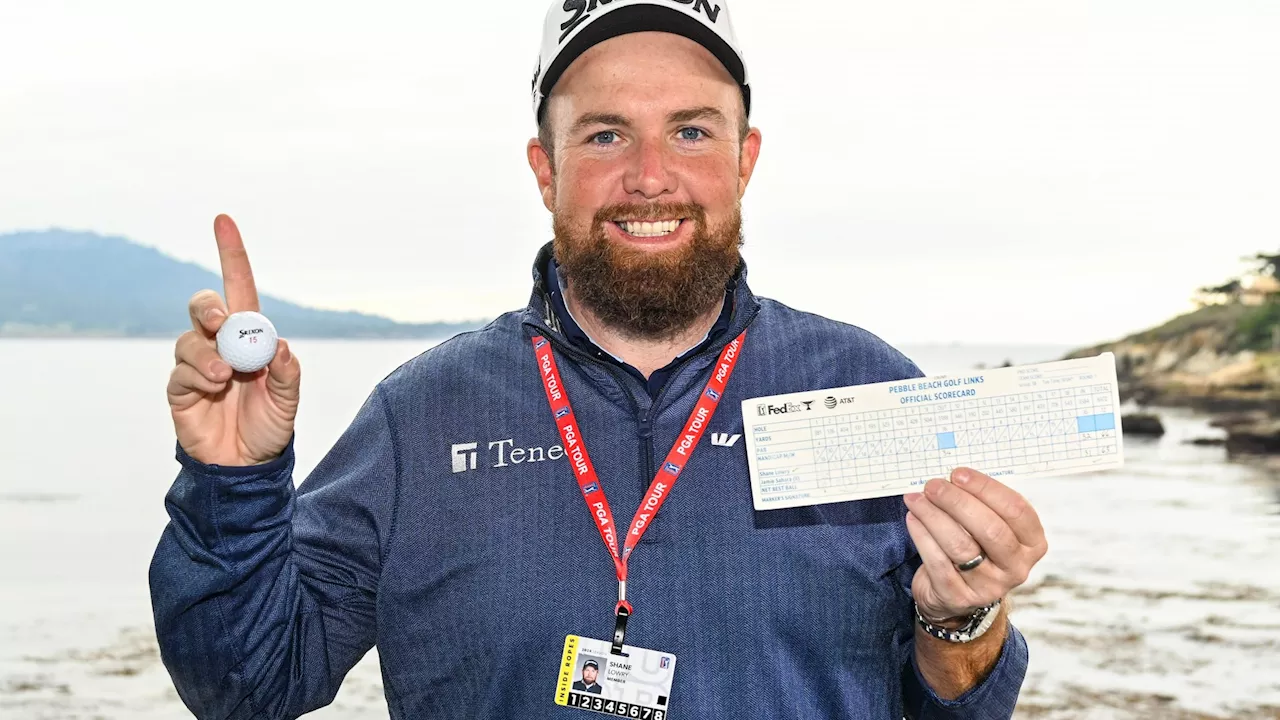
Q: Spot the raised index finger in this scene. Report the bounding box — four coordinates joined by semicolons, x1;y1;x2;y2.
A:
213;214;260;313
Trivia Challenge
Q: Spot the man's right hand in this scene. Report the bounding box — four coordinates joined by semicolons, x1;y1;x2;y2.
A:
167;214;301;466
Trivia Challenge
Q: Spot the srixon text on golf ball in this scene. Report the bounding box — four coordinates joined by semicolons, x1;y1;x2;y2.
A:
215;311;280;373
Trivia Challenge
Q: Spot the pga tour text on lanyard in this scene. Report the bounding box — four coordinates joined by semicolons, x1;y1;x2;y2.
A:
531;331;747;653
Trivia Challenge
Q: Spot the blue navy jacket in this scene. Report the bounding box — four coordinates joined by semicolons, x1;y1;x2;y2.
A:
150;244;1028;719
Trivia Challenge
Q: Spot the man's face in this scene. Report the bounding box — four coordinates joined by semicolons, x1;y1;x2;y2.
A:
528;32;762;339
583;665;598;684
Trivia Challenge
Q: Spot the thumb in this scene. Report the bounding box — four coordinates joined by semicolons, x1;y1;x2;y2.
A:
265;338;301;396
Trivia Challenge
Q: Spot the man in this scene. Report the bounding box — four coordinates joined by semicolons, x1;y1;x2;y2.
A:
573;660;604;694
153;2;1046;718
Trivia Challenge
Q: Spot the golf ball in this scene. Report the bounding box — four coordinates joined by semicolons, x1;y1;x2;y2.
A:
215;311;279;373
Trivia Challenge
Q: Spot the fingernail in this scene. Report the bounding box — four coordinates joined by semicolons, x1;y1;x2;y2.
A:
925;480;946;498
953;468;971;485
904;493;923;504
280;343;291;364
212;360;230;375
206;308;224;324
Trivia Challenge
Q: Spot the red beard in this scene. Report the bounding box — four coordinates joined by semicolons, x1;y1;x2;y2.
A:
553;201;742;341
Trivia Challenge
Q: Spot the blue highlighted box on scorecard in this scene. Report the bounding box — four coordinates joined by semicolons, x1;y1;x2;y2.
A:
741;353;1124;510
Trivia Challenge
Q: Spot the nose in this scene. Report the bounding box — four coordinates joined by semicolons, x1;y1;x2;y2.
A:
621;138;678;199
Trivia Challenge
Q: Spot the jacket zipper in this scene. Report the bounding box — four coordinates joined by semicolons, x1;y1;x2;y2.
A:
637;409;654;491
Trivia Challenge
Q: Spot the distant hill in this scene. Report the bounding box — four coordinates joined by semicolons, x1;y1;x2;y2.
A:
0;229;485;338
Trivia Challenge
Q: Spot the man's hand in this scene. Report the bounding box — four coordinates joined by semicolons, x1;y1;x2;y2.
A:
904;467;1047;623
167;214;301;467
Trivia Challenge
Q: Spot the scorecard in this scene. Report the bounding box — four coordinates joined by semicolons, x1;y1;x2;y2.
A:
741;353;1123;510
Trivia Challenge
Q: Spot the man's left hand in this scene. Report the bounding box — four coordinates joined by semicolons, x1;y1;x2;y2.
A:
903;467;1048;622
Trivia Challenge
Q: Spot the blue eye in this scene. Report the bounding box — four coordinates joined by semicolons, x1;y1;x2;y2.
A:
679;127;705;141
592;131;618;145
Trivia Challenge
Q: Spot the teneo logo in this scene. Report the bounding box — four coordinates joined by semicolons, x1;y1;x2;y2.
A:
757;401;815;416
239;328;263;339
559;0;722;43
824;396;837;409
450;439;567;474
450;443;478;474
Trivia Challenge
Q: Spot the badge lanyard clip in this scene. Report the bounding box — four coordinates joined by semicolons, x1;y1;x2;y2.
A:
612;580;633;655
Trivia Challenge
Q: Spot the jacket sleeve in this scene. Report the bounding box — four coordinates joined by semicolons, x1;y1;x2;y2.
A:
896;556;1030;719
149;385;400;720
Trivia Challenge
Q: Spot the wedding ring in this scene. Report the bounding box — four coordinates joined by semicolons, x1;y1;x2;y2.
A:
956;554;985;572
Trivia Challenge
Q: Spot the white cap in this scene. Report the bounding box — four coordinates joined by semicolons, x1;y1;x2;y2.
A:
532;0;751;124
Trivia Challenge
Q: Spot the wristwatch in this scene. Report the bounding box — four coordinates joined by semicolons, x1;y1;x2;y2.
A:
915;599;1002;643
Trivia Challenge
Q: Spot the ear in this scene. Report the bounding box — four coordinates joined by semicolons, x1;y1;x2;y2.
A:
737;127;763;199
527;138;556;212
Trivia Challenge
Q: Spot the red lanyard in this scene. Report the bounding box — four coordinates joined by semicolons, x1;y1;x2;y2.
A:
532;331;747;652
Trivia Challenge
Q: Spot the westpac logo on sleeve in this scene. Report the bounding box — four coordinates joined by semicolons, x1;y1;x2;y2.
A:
710;433;741;447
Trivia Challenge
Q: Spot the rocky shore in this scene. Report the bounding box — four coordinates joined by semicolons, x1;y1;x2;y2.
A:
1068;300;1280;453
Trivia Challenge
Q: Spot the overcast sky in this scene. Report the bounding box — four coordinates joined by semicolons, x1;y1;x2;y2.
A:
2;1;1278;345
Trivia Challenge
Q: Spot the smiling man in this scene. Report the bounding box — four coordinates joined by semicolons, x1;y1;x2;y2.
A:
152;2;1042;719
573;660;604;694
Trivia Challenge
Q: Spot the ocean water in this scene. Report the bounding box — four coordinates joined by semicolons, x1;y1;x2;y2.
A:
1;339;1277;719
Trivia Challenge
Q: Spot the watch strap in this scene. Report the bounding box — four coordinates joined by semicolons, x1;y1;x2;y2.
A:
915;598;1002;643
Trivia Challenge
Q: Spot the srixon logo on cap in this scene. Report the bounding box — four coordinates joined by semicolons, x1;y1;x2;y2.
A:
560;0;722;43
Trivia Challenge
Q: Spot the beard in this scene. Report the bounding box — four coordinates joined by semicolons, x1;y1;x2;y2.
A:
553;201;742;341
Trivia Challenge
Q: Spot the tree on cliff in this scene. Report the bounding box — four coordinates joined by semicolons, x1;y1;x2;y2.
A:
1252;252;1280;281
1194;251;1280;308
1196;279;1242;306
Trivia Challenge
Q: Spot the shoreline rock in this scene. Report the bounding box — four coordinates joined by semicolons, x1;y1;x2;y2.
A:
1121;413;1166;437
1222;420;1280;455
